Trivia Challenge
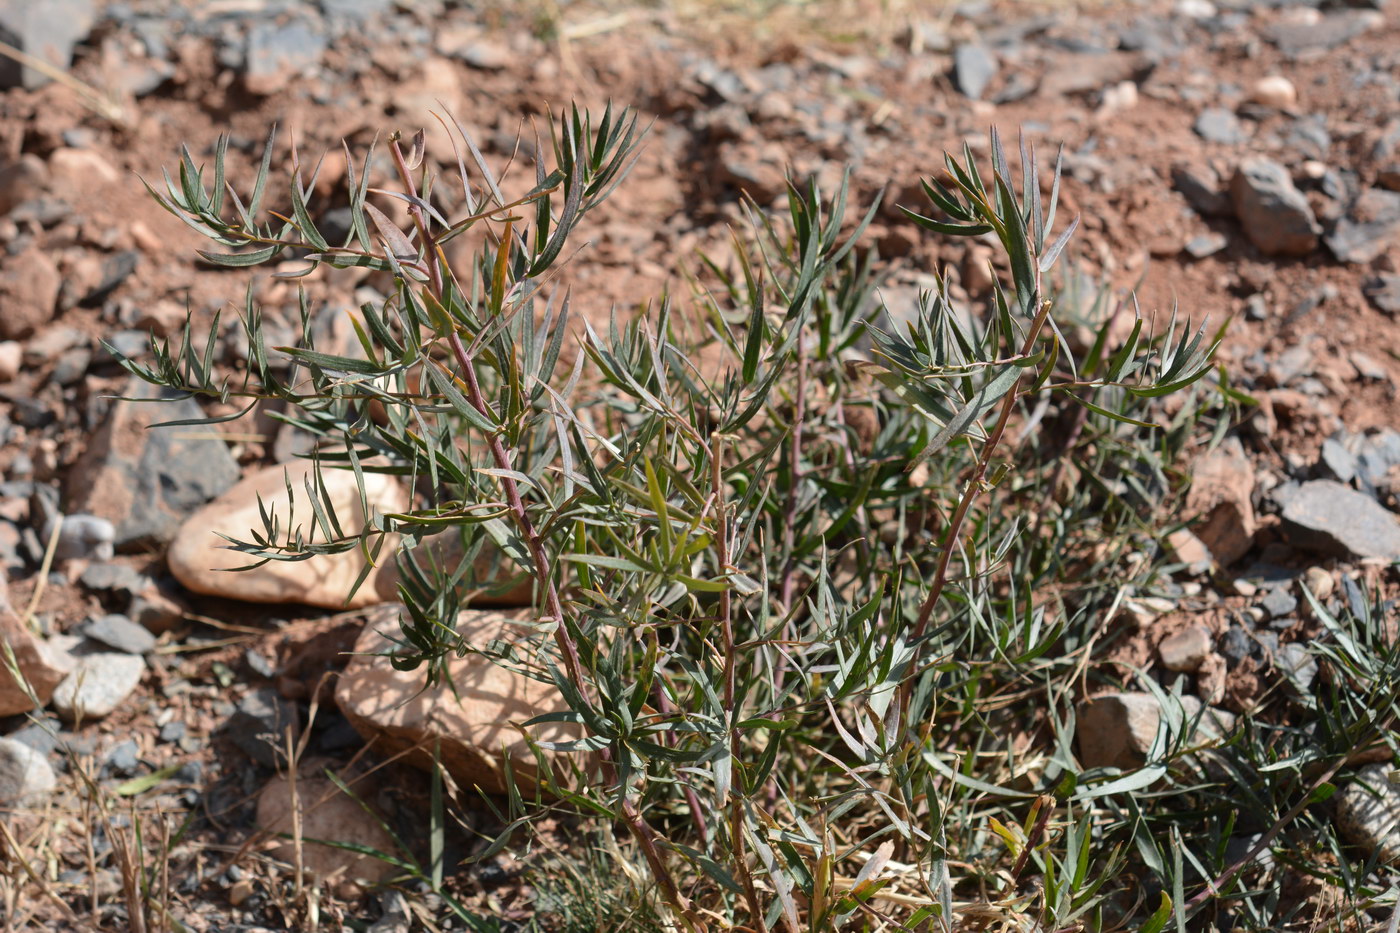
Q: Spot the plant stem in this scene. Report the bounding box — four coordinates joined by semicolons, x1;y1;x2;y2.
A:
387;138;694;926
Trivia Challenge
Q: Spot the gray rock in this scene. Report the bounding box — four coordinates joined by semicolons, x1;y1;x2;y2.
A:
1325;188;1400;264
0;737;56;805
1335;764;1400;863
51;653;144;721
1319;437;1358;483
1264;11;1379;59
1275;643;1318;691
953;43;998;100
1195;108;1246;145
1260;588;1299;619
317;0;392;24
1230;157;1320;256
0;0;96;90
226;687;298;768
159;721;186;743
78;562;146;599
1277;479;1400;559
105;739;140;777
81;614;156;655
1220;623;1254;665
1184;232;1227;258
1363;275;1400;315
1172;162;1232;217
50;514;116;563
1158;626;1212;672
64;376;240;550
243;16;327;95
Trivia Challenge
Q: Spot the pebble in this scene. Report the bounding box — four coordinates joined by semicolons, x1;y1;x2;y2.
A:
78;562;147;599
1274;643;1317;691
1194;108;1246;145
0;247;61;340
1325;188;1400;265
104;739;140;777
1220;623;1255;665
0;737;56;806
255;773;397;882
1250;75;1296;110
81;613;157;655
953;43;999;100
0;341;20;381
1077;692;1235;770
1184;232;1227;258
1276;479;1400;559
1301;566;1334;600
51;653;145;721
242;16;328;95
1260;588;1298;619
0;0;96;90
1363;275;1400;314
226;687;299;768
1334;763;1400;863
1159;626;1213;672
1230;157;1321;256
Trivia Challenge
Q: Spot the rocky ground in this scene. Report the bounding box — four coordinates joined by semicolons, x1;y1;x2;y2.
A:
1;0;1400;929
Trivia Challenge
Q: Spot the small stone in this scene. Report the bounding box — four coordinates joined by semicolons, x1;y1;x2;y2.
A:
1318;437;1358;483
0;736;56;806
226;687;299;768
81;614;156;655
0;0;96;90
337;609;579;794
953;43;998;100
1277;479;1400;559
105;739;140;777
457;40;510;71
255;773;396;882
228;878;255;907
1363;275;1400;314
51;653;145;721
1260;588;1298;619
1195;108;1246;145
0;604;73;716
1325;188;1400;264
0;247;61;340
1334;763;1400;863
159;721;186;743
1185;438;1257;566
78;562;146;597
1230;157;1321;256
243;16;327;95
1172;163;1231;217
0;340;20;381
1301;566;1334;599
1275;643;1318;691
1167;528;1213;573
1351;351;1387;382
1184;232;1227;258
1220;624;1254;665
1250;76;1297;110
0;155;49;216
168;460;406;609
1159;626;1213;672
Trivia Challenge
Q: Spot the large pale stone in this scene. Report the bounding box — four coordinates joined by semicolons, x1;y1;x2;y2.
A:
336;609;578;794
255;772;396;882
51;652;144;721
1185;437;1257;566
167;461;409;609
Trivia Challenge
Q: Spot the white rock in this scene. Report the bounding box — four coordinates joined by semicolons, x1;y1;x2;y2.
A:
51;653;145;721
0;340;20;382
167;461;409;609
0;737;56;806
1250;75;1296;110
1335;764;1400;863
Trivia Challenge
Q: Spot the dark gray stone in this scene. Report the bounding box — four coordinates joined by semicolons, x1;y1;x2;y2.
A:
0;0;96;90
1220;624;1254;666
1318;437;1358;483
1325;188;1400;264
1195;108;1246;145
81;614;156;655
78;562;146;598
1277;479;1400;559
1230;157;1321;256
1363;275;1400;314
104;739;139;777
81;251;139;308
225;688;298;768
64;376;240;549
159;721;186;743
1184;232;1227;258
953;43;998;99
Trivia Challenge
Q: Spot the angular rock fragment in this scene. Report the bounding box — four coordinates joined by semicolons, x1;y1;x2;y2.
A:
1078;691;1235;770
1277;479;1400;559
255;772;396;882
1185;437;1257;565
1230;157;1320;256
1335;763;1400;863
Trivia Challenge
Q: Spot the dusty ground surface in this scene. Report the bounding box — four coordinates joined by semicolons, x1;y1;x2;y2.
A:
1;0;1400;929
